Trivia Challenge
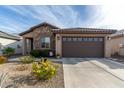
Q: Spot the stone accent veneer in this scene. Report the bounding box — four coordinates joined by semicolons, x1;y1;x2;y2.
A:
33;25;54;51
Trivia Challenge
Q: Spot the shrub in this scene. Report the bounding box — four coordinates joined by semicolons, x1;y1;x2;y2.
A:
30;49;53;57
3;47;15;57
30;50;41;57
56;53;60;59
41;49;51;57
32;58;58;80
0;56;7;64
19;56;34;64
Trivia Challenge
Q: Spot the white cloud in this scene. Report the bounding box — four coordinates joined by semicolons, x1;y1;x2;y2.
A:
0;15;28;33
0;5;85;33
89;5;124;30
1;5;124;33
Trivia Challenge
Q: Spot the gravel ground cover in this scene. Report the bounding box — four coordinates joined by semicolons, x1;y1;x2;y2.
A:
0;61;64;88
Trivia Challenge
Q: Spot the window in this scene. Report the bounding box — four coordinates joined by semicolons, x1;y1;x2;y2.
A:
87;38;93;41
99;38;103;42
83;38;88;41
77;38;82;41
41;37;50;48
94;38;98;41
63;38;66;41
73;38;78;41
67;38;72;41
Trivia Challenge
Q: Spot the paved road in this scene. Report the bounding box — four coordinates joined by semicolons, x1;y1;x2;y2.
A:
62;58;124;88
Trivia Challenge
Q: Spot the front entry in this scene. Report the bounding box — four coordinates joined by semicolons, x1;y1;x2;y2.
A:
25;38;33;54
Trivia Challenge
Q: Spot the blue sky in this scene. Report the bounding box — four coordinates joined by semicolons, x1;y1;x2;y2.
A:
0;5;124;33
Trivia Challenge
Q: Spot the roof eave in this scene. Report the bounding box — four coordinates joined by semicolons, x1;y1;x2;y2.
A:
0;36;21;41
52;29;117;34
19;22;59;36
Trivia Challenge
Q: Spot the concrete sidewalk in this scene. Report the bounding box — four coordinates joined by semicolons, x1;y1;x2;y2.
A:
89;58;124;81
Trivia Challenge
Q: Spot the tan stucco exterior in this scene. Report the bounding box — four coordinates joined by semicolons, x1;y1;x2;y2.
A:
106;36;124;57
55;34;62;56
120;47;124;56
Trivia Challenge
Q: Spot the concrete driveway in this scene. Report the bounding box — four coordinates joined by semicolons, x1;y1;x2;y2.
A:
62;58;124;88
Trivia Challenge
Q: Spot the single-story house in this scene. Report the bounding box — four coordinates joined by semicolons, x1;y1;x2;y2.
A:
0;31;22;55
20;22;118;58
106;30;124;57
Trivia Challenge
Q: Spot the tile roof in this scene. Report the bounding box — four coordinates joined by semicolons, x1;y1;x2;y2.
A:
19;22;117;35
52;28;117;34
109;29;124;38
0;31;21;40
19;22;59;36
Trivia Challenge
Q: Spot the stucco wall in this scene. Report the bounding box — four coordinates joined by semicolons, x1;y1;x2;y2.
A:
55;34;62;56
119;47;124;56
106;36;124;57
0;37;22;55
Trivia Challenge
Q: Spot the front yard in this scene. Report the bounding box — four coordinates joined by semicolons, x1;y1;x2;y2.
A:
0;60;64;88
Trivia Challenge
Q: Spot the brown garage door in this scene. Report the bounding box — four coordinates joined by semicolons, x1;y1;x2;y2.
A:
62;37;104;57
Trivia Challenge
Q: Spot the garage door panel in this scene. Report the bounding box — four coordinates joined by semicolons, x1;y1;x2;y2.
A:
62;37;104;57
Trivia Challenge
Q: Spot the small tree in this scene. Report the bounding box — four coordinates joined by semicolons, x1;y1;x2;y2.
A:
3;47;15;57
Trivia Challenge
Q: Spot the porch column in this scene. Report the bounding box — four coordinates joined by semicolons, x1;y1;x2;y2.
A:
105;36;111;58
22;37;26;55
55;34;62;57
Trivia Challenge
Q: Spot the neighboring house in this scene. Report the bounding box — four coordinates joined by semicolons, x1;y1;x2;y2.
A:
106;30;124;57
20;22;117;58
0;31;22;55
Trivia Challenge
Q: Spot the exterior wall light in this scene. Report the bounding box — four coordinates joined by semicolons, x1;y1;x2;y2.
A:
107;36;111;40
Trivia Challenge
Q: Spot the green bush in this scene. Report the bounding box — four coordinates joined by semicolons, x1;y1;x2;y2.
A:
32;58;58;80
30;49;53;57
3;47;15;57
41;49;51;57
30;50;41;57
19;56;35;64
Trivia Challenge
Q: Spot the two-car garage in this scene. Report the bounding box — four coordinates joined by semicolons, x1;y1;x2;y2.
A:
53;28;116;58
62;37;104;57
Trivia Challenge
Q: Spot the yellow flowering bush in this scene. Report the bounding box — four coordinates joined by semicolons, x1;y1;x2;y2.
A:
32;58;58;80
0;56;7;64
